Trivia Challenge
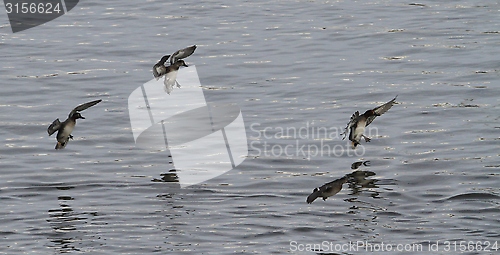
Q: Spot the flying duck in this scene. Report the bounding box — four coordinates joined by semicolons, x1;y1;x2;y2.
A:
306;176;348;204
342;96;397;148
152;45;197;94
47;99;102;149
306;161;373;204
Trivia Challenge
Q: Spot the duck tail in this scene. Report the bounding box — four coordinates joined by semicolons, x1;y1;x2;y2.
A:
351;141;359;149
55;142;66;150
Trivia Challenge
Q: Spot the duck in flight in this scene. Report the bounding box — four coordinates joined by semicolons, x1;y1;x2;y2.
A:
47;99;102;149
342;96;398;148
306;176;348;204
306;161;373;204
152;45;197;94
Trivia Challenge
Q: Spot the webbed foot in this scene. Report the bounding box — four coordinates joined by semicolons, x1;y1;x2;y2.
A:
362;135;371;142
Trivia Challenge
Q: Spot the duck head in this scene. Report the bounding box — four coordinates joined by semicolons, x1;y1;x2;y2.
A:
72;113;85;120
175;60;188;68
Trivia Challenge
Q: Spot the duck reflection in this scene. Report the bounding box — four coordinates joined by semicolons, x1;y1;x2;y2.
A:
306;175;348;204
307;161;378;203
351;160;370;169
346;169;378;198
152;169;180;183
47;193;82;253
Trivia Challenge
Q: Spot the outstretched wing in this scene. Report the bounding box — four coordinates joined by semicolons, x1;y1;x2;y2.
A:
68;99;102;118
306;188;320;204
366;96;397;127
153;65;164;80
47;118;61;136
153;55;170;80
341;111;360;140
158;55;170;66
170;45;197;65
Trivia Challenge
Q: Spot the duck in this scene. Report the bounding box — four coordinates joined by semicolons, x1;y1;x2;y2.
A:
163;60;188;94
342;96;397;148
307;161;373;204
152;45;197;93
306;176;348;204
47;99;102;149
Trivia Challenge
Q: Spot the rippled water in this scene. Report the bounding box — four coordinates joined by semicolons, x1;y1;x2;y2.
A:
1;0;499;254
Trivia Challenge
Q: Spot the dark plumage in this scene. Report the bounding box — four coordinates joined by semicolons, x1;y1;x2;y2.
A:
342;96;398;148
152;45;196;81
153;55;170;80
351;160;371;170
47;99;102;149
169;45;197;65
306;176;348;204
306;162;373;204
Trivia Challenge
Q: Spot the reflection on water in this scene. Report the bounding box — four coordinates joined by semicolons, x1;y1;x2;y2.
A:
46;186;102;254
346;169;378;198
47;186;81;253
152;169;180;183
351;160;370;170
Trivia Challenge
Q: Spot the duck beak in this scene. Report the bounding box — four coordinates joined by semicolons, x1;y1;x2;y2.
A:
183;63;188;67
80;116;86;119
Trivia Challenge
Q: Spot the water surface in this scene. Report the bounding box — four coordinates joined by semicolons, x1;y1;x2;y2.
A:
0;0;499;254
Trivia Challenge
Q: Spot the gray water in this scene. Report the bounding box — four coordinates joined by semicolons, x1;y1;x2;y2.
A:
1;0;499;254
